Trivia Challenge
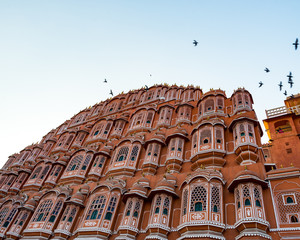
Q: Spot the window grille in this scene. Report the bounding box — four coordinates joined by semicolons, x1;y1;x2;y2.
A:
133;202;140;218
190;186;207;212
31;167;42;179
154;196;161;214
146;112;154;124
129;145;140;161
33;199;53;222
81;154;92;170
67;155;84;171
182;189;188;216
126;201;133;216
3;207;17;228
211;186;220;213
68;208;77;222
277;192;300;223
200;129;211;145
115;147;129;162
0;208;9;225
105;196;117;220
86;195;106;220
40;166;50;179
163;197;170;215
49;200;63;222
62;207;70;221
18;212;28;226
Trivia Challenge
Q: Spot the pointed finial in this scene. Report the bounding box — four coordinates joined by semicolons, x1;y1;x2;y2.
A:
271;166;274;170
291;162;294;167
280;164;283;168
244;165;247;170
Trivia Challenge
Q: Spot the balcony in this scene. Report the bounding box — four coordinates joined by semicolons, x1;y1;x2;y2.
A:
265;104;300;118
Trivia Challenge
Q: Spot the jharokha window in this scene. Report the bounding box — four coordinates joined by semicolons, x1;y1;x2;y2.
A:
129;110;155;131
80;190;120;232
108;143;141;171
24;164;51;187
235;183;265;222
181;179;223;225
233;122;256;147
150;194;172;227
144;143;161;165
274;120;292;134
120;197;143;230
158;107;173;126
61;151;93;179
88;121;113;141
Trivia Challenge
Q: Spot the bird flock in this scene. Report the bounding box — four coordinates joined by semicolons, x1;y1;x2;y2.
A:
259;38;298;98
104;38;298;98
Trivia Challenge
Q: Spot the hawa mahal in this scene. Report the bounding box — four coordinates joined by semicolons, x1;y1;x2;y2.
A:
0;84;300;240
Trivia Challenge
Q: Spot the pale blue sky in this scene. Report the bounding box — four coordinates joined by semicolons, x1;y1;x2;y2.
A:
0;1;299;166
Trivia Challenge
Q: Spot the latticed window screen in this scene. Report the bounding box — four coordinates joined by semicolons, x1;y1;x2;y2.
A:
276;192;300;223
0;207;9;225
67;155;84;171
64;135;74;146
17;212;28;226
31;167;42;179
240;124;245;133
93;123;104;136
237;94;243;104
245;95;249;104
3;207;17;227
105;196;117;220
86;195;106;220
129;145;140;161
254;187;262;207
242;185;251;206
62;206;70;221
211;186;220;213
40;166;50;179
154;196;162;213
235;189;241;208
133;201;141;217
81;154;92;170
146;112;154;124
217;98;224;109
182;189;188;216
204;99;214;111
177;139;183;151
200;129;211;145
49;200;63;222
115;147;129;162
33;199;53;222
192;133;198;148
68;207;77;222
190;186;207;211
163;197;170;215
125;200;133;216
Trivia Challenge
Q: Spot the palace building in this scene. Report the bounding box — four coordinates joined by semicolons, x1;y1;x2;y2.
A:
0;84;299;240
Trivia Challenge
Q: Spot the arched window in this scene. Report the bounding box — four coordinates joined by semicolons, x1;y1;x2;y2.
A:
190;186;207;212
104;196;117;220
115;147;129;162
182;189;188;216
211;186;220;214
40;166;50;179
0;207;9;225
125;201;132;216
67;155;84;172
33;199;53;222
162;197;170;215
133;202;140;218
130;145;140;161
287;197;294;204
245;199;251;206
48;200;63;223
154;196;161;214
255;200;261;207
291;215;299;223
204;99;214;112
3;207;17;228
68;208;77;222
31;167;42;179
200;129;211;145
86;195;106;220
81;154;92;170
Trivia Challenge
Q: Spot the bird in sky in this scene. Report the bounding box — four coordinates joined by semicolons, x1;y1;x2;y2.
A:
288;79;294;88
278;81;283;91
109;90;113;96
150;74;152;77
193;40;198;46
293;38;299;50
284;90;287;96
264;68;270;73
104;79;107;83
290;94;295;98
145;85;149;91
287;72;293;80
259;81;263;87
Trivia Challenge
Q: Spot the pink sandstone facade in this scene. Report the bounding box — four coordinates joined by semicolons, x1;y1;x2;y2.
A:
0;84;299;240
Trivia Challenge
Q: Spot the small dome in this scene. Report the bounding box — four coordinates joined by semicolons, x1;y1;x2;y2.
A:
70;191;85;205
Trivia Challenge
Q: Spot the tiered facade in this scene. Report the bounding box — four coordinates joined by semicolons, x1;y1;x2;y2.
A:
0;84;298;240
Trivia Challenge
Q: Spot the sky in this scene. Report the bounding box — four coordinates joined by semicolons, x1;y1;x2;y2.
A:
0;1;299;167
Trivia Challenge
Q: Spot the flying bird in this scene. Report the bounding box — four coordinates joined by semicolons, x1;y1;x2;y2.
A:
284;90;287;96
289;79;294;88
293;38;299;50
150;74;152;77
290;94;295;98
109;90;113;96
259;81;263;87
193;40;198;46
145;85;149;91
264;68;270;73
278;81;283;91
104;79;107;83
287;72;293;80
